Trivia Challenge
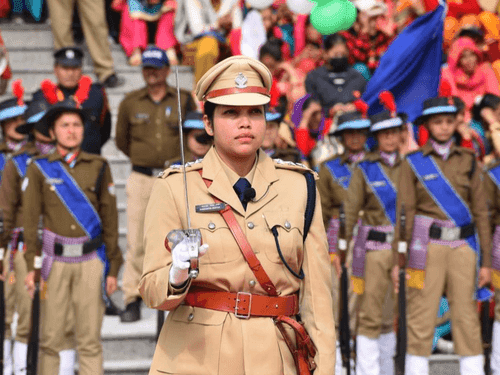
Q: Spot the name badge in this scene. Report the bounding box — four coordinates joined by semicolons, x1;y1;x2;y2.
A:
423;173;438;181
135;113;150;120
370;180;387;188
165;107;172;117
195;203;226;213
46;178;63;185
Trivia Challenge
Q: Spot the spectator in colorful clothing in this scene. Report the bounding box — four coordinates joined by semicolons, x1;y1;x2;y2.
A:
0;30;12;96
340;0;393;72
472;93;500;163
112;0;179;66
305;33;367;112
441;37;500;118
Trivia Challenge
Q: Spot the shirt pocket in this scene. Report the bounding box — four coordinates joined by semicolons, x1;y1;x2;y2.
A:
159;305;226;374
262;210;304;273
198;216;241;264
453;172;471;201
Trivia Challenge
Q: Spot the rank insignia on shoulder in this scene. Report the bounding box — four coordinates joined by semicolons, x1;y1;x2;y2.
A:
370;180;387;188
423;173;438;181
195;203;226;213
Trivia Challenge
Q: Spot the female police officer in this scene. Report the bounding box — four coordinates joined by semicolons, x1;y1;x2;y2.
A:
139;56;336;374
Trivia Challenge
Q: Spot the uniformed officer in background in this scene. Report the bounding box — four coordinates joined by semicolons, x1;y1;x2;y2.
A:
344;92;404;375
0;99;78;375
393;95;491;375
139;55;336;375
116;45;196;322
0;82;28;375
31;46;112;155
317;105;371;375
23;99;122;375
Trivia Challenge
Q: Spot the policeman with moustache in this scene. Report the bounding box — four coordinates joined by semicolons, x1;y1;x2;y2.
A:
116;46;196;322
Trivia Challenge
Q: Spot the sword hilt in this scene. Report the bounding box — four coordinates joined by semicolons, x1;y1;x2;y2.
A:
167;229;202;279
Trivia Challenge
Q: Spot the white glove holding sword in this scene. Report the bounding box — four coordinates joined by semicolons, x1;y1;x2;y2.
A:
170;237;209;286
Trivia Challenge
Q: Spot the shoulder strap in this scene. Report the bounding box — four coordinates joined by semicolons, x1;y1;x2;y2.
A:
198;170;278;296
303;172;316;242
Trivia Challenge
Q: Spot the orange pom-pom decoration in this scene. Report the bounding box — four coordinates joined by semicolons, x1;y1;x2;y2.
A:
12;79;24;106
439;80;454;105
73;75;92;106
41;79;59;105
379;91;397;117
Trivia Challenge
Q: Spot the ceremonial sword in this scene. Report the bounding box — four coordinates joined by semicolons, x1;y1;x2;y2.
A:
166;67;201;279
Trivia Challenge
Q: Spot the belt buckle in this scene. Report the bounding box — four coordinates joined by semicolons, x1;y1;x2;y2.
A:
441;227;460;241
62;244;84;257
152;168;164;177
385;232;394;244
235;292;252;319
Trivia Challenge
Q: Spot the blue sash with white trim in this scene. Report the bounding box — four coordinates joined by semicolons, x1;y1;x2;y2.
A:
407;151;491;301
358;160;397;226
34;158;112;304
325;158;351;190
12;153;31;178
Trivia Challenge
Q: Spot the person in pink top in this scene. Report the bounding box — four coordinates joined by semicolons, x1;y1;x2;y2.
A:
441;37;500;120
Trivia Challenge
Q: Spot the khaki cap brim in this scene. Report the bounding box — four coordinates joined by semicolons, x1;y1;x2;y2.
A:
207;92;270;106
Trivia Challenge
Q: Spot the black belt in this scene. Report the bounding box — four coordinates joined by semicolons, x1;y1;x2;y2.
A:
132;165;163;176
54;235;102;257
367;230;394;243
429;223;475;241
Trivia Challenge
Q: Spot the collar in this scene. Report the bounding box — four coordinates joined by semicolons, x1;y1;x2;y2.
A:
7;139;28;153
201;147;279;217
47;149;92;163
364;151;401;166
138;85;175;101
421;141;462;158
215;148;258;186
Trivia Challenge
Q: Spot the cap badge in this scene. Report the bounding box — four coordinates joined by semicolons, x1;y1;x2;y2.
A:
235;72;247;89
66;50;75;59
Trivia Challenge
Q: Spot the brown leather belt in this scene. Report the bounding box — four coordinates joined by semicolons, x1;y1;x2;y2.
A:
184;288;299;319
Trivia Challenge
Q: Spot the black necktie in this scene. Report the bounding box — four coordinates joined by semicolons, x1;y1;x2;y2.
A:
233;178;253;210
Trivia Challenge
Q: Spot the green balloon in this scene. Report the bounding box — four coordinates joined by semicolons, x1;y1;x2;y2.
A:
310;0;357;35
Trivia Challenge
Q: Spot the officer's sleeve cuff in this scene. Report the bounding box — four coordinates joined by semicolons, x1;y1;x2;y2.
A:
168;279;192;295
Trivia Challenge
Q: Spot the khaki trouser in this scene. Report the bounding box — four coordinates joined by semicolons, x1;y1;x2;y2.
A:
12;250;33;344
46;0;115;81
407;243;482;357
39;258;104;375
332;246;394;336
185;36;220;85
122;171;156;305
4;248;15;340
357;250;395;338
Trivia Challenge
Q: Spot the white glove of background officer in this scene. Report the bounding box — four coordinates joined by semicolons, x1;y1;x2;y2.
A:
169;238;209;287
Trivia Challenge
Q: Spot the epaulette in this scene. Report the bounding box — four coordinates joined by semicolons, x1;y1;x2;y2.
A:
405;148;422;157
160;159;203;179
273;158;318;179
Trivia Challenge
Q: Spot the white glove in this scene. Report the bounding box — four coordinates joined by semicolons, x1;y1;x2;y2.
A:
169;238;209;287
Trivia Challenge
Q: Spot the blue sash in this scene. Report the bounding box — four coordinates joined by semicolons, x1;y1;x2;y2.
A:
358;160;397;226
12;153;31;178
325;158;351;190
34;158;112;303
0;153;6;183
407;151;491;301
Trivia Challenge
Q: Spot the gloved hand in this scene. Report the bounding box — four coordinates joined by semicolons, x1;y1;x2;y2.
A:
169;237;209;287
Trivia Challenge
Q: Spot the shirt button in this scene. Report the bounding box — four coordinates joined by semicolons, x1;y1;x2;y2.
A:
156;119;161;125
70;224;76;230
249;280;256;287
49;185;55;191
208;222;216;230
338;87;343;92
247;222;254;229
188;313;194;321
284;221;291;230
156;133;161;139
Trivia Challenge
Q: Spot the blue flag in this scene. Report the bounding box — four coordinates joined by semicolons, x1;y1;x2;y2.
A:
362;4;445;125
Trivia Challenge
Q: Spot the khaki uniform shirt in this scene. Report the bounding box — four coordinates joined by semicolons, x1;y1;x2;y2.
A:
115;86;196;168
485;159;500;231
139;147;335;375
0;142;38;248
317;153;352;229
394;142;491;267
345;152;401;242
23;151;123;277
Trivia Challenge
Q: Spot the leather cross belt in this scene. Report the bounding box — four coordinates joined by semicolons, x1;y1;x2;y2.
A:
184;288;299;319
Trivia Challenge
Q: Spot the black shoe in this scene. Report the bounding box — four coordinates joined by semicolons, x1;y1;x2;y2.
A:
102;73;125;89
120;298;141;322
105;298;123;316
